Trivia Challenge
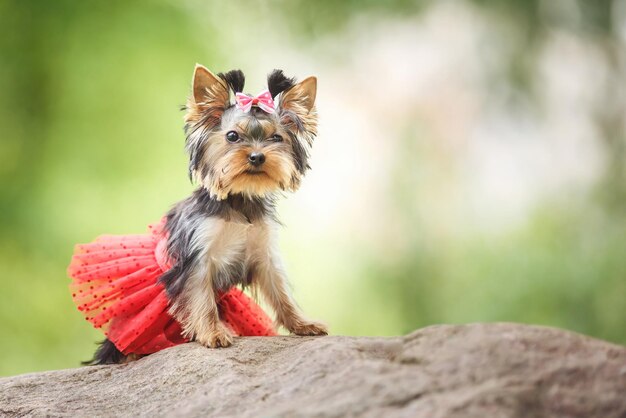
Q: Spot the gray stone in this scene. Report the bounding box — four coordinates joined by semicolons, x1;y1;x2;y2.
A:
1;323;625;417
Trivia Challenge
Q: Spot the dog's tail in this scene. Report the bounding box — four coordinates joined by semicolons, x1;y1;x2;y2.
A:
83;339;126;365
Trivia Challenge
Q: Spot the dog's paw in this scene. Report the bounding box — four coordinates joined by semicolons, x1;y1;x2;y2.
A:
288;320;328;336
196;325;233;348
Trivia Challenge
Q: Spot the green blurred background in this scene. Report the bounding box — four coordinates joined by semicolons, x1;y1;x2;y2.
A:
1;0;625;376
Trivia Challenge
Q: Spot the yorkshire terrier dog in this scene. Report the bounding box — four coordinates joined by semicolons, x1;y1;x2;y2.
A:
68;64;327;364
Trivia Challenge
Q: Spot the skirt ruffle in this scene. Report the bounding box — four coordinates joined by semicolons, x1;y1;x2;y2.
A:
68;219;276;355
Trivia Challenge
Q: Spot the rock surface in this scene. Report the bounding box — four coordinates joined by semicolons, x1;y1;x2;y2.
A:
1;323;625;417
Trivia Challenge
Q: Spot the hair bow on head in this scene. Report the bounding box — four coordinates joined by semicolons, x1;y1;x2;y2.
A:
235;90;275;114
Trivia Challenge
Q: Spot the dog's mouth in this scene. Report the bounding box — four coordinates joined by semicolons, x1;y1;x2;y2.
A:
242;169;282;187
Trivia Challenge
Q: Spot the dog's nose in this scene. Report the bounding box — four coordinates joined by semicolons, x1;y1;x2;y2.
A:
248;152;266;167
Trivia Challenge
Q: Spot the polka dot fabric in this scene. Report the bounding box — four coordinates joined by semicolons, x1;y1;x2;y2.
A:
68;218;276;355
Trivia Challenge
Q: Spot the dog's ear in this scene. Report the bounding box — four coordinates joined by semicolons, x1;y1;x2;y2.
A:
278;77;317;141
280;76;316;113
186;64;230;126
192;64;228;104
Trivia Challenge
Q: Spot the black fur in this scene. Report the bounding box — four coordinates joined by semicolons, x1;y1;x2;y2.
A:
83;339;126;365
247;117;265;139
184;122;202;181
159;188;276;299
184;113;218;180
267;69;296;99
218;69;245;94
289;130;311;174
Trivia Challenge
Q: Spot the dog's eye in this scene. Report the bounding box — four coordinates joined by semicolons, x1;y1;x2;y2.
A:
270;134;283;142
225;131;240;143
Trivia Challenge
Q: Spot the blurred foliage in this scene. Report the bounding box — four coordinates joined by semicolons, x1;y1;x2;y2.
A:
365;194;626;343
1;0;624;376
0;0;206;375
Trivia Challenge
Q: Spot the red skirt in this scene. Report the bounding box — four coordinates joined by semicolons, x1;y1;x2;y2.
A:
67;218;276;355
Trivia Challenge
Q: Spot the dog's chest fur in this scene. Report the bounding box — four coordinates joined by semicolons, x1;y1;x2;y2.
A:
160;189;276;298
194;210;270;291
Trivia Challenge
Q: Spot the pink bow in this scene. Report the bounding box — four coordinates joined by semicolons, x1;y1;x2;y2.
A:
235;90;275;113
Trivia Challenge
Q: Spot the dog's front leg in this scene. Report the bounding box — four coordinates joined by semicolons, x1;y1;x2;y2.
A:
252;225;327;336
167;219;250;348
169;264;233;348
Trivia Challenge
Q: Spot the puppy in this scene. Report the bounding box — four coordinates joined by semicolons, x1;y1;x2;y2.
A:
162;65;328;348
69;65;327;364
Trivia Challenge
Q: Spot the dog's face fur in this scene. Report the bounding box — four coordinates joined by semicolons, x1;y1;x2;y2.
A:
184;65;318;200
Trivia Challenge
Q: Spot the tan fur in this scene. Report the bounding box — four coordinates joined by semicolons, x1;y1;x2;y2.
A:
184;73;317;200
198;138;298;200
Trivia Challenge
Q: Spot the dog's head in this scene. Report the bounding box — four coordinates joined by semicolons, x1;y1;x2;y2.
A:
183;64;318;200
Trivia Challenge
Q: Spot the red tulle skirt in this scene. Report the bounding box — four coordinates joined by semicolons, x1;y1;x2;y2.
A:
67;218;276;355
